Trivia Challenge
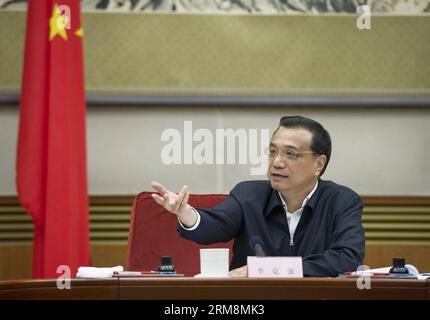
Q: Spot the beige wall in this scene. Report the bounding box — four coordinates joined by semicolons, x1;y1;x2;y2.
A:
1;105;430;196
2;13;430;97
1;13;429;197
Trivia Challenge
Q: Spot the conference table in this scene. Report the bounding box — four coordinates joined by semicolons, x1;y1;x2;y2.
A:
0;277;429;300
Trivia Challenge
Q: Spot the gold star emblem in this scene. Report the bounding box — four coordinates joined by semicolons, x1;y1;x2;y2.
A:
75;28;84;38
49;4;68;41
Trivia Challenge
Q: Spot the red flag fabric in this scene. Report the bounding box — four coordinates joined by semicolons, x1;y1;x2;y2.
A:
16;0;90;278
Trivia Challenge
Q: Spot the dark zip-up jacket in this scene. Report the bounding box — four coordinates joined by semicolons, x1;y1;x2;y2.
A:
179;179;365;277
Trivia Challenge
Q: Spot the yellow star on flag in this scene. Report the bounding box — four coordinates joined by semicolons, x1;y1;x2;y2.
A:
75;28;84;38
49;4;68;41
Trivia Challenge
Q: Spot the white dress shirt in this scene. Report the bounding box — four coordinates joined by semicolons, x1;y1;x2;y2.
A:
278;181;318;246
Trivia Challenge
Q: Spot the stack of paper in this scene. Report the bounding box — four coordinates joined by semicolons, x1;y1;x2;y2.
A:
76;266;123;278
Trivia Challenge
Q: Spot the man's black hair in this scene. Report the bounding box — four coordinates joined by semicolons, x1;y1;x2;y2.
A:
275;115;332;176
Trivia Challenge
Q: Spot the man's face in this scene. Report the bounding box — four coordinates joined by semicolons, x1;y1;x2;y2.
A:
266;127;326;194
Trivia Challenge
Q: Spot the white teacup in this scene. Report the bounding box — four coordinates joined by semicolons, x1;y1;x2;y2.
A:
195;248;229;278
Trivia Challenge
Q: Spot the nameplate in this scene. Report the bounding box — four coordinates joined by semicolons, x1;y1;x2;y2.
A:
247;256;303;278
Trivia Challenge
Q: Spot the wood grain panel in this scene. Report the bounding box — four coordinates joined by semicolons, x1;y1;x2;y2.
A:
1;195;429;281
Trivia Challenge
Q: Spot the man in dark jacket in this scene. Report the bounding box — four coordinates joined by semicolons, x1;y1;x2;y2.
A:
151;115;365;277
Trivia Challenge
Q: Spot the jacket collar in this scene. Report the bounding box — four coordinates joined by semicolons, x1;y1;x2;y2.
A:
264;188;284;217
305;179;323;211
264;179;323;217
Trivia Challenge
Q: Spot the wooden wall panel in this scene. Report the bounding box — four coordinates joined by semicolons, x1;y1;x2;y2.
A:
2;244;428;281
1;195;429;280
364;246;430;271
0;245;32;281
0;245;128;281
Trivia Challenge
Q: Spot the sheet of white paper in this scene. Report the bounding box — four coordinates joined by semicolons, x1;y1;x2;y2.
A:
76;265;123;278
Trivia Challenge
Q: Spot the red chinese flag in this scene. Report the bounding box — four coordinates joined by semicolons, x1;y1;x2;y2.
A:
16;0;90;278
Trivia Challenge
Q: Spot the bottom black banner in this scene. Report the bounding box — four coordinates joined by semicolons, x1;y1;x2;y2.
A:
1;300;428;319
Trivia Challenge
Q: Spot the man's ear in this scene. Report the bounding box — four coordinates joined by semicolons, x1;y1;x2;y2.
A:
315;154;327;177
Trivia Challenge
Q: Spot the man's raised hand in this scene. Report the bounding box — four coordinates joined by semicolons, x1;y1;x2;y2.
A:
151;181;197;228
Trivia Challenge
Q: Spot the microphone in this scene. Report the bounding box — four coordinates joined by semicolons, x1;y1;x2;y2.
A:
249;236;266;257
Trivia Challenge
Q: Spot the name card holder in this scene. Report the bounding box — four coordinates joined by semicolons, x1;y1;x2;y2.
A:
247;256;303;278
